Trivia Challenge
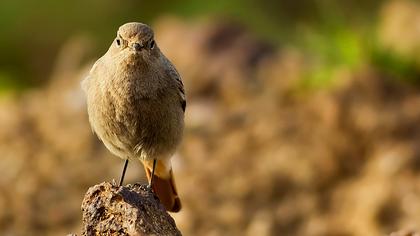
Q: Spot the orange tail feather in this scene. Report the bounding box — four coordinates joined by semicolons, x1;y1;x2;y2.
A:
142;159;181;212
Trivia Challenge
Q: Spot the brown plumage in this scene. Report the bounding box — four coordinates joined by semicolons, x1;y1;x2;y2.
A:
82;22;185;212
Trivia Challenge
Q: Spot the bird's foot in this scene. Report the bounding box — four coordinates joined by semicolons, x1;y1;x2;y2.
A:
146;183;154;193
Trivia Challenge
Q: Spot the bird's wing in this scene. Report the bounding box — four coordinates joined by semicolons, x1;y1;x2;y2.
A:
164;58;186;112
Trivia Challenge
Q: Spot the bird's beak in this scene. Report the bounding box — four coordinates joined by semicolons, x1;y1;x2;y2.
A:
132;43;143;51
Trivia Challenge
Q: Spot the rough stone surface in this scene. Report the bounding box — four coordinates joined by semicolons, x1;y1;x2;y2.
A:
81;182;181;236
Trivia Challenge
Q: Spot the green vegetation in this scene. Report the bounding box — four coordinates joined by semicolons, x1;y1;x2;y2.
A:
371;47;420;84
299;27;366;89
0;0;418;93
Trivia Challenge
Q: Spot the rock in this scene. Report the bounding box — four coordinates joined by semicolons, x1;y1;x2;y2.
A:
80;182;181;236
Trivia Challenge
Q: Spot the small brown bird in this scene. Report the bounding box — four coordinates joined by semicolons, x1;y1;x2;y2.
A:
82;22;185;212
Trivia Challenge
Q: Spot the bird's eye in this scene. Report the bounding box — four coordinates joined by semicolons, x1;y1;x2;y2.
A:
116;39;121;47
150;40;155;49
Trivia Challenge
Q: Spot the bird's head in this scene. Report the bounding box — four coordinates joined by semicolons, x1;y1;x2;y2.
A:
109;22;158;63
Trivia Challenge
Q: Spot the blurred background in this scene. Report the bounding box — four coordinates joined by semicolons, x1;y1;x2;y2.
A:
0;0;419;235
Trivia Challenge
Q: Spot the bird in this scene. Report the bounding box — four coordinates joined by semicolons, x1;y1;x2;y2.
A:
82;22;185;212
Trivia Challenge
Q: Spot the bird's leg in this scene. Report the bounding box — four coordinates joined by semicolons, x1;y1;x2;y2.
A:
119;159;129;187
148;159;157;188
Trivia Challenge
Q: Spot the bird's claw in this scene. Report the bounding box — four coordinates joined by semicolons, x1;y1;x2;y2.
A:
146;183;154;192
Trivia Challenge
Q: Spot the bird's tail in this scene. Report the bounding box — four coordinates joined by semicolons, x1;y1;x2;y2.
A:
141;159;181;212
